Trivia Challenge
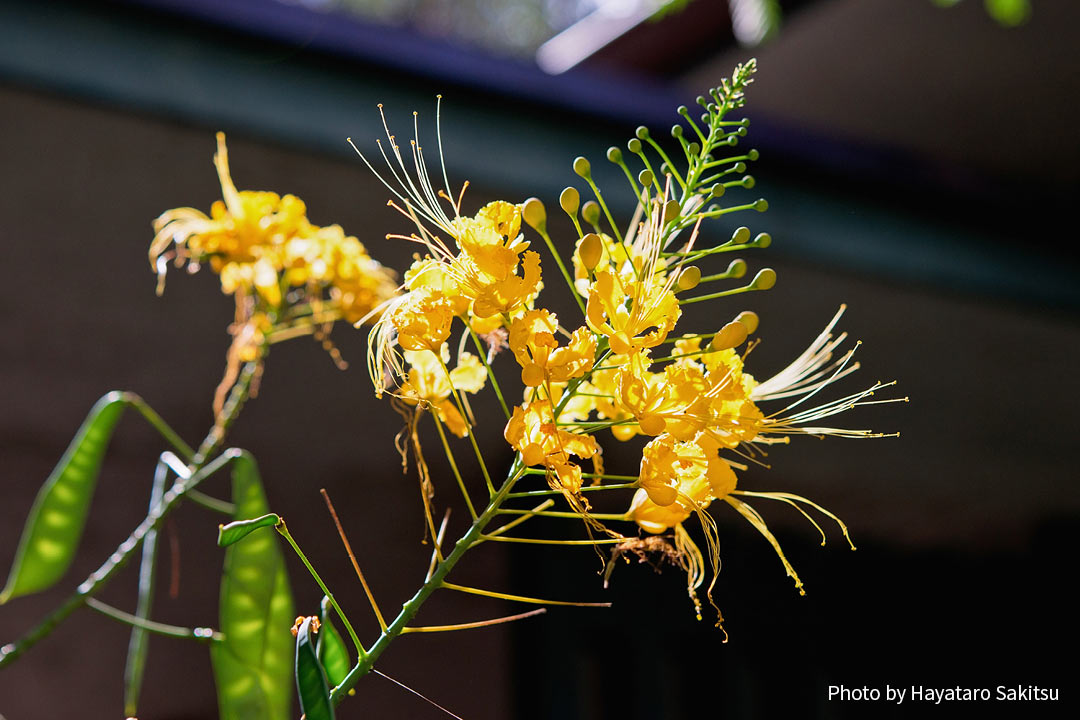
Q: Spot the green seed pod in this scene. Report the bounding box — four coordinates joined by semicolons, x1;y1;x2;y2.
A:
581;200;601;226
577;233;603;270
677;265;701;291
521;197;546;232
750;267;777;290
638;169;654;187
573;156;591;179
607;146;623;163
560;187;580;216
735;311;759;335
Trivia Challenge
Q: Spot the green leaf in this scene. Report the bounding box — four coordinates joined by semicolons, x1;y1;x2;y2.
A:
1;392;129;603
317;596;351;687
211;452;294;720
218;513;281;547
296;617;335;720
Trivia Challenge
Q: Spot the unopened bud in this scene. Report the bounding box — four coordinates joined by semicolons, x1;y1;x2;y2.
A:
573;156;591;179
710;321;748;351
577;233;603;270
677;266;701;291
581;200;601;226
735;310;759;334
522;198;546;232
750;267;776;290
560;187;580;216
663;200;681;225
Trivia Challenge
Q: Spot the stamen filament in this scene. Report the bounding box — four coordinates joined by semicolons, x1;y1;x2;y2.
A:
440;582;611;607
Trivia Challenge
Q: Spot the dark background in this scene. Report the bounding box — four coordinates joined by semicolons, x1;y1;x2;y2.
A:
1;0;1078;718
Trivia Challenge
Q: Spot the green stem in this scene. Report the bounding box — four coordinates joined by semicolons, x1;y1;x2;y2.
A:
87;597;221;642
123;456;170;716
535;226;587;317
505;482;637;499
124;394;196;461
467;327;510;420
432;414;478;520
185;489;236;515
275;520;367;660
329;459;527;705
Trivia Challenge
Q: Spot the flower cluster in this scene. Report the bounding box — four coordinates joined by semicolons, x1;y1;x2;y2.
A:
150;133;398;414
362;62;901;628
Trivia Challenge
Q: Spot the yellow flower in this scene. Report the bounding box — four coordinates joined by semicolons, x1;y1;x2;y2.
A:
585;270;680;355
451;201;525;280
630;432;738;531
390;288;456;353
508;311;597;387
504;400;599;493
151;132;396;320
398;349;487;437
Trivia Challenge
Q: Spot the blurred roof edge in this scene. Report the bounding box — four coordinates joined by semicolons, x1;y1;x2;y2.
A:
1;0;1076;310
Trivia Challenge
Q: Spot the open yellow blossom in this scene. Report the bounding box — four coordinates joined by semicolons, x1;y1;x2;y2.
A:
151;132;395;321
151;131;396;418
451;201;525;280
504;400;599;493
390;287;456;353
508;310;597;387
631;432;738;528
397;349;487;437
586;270;680;355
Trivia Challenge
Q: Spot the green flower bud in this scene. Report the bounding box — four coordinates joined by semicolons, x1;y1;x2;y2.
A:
573;156;591;179
560;187;580;216
522;197;546;232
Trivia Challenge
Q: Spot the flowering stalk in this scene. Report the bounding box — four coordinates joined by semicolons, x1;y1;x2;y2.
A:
338;61;903;685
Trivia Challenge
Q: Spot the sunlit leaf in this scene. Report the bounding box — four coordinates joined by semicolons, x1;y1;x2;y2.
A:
217;513;281;547
1;392;128;603
211;452;294;720
296;616;335;720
